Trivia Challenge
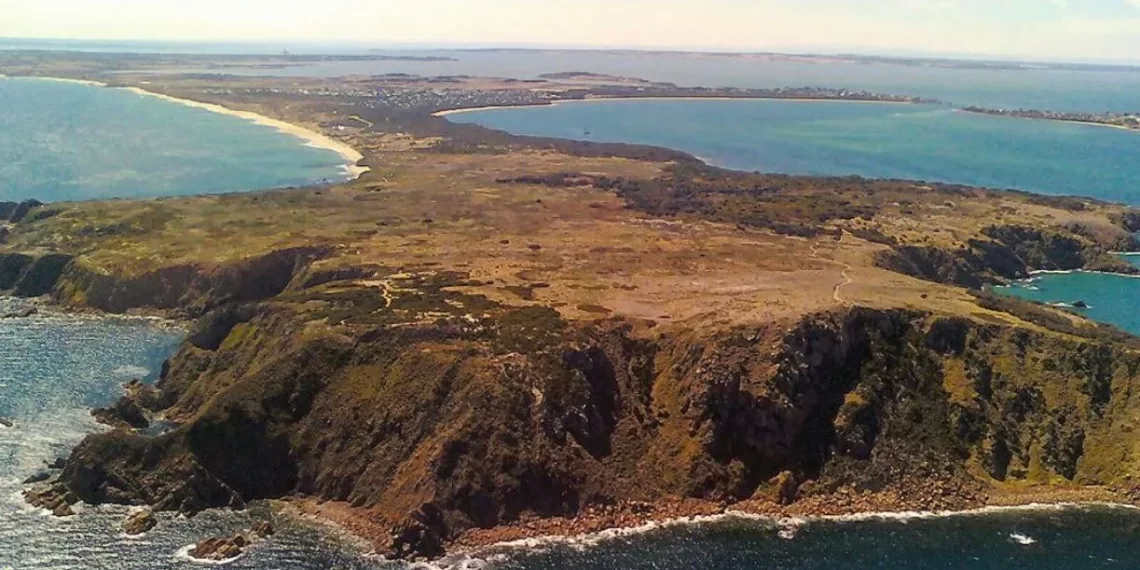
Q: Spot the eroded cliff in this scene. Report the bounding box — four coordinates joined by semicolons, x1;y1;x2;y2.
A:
40;283;1140;557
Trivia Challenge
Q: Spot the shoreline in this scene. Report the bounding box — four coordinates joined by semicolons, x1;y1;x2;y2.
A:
432;95;917;117
1028;268;1140;279
120;87;371;181
474;501;1140;555
2;75;370;181
293;484;1139;561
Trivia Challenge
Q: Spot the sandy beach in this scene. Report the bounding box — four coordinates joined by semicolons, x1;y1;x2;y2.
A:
432;96;913;117
8;75;371;181
121;86;371;180
25;76;109;88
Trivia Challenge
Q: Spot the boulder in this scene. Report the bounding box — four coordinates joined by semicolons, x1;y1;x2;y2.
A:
251;520;276;538
25;485;77;517
0;417;13;428
91;396;149;430
123;508;158;536
769;471;801;505
388;503;448;560
189;534;250;562
22;471;51;485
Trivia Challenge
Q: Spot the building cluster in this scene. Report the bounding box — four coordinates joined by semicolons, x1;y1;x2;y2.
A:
201;86;554;112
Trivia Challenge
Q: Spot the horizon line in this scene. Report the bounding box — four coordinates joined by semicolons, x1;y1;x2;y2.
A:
3;36;1140;68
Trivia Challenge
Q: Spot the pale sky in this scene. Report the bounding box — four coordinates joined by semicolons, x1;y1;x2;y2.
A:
3;0;1140;61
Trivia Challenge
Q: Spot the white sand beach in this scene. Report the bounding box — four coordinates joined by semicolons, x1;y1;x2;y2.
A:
121;87;370;180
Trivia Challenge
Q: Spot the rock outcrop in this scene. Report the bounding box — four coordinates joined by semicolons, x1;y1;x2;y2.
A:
0;200;43;223
24;485;77;517
123;508;157;535
0;253;74;297
874;224;1138;287
92;396;150;430
189;534;249;562
186;521;274;562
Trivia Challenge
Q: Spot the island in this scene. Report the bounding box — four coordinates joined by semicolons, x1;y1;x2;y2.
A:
6;51;1140;561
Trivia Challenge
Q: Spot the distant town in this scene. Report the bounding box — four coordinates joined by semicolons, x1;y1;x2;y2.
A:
196;76;937;114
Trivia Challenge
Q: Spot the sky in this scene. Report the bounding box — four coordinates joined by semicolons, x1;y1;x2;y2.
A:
2;0;1140;62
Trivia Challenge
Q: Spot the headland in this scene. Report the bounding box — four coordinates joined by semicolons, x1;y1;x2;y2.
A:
6;50;1140;562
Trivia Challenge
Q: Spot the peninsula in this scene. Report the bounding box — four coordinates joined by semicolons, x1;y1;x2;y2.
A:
6;51;1140;561
963;106;1140;131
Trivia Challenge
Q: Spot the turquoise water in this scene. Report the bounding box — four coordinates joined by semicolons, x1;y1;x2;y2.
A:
998;257;1140;336
449;99;1140;204
0;78;353;202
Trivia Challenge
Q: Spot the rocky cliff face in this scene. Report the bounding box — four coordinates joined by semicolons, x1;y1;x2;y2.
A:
0;246;329;317
874;224;1138;288
45;295;1140;557
0;252;74;297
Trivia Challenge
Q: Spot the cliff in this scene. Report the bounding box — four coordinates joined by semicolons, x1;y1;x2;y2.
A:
874;225;1139;288
37;283;1140;557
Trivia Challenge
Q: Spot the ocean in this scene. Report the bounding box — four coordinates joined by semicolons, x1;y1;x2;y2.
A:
486;507;1140;570
997;256;1140;336
0;77;354;203
448;99;1140;204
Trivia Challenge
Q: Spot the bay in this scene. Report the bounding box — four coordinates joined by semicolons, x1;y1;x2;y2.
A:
448;99;1140;204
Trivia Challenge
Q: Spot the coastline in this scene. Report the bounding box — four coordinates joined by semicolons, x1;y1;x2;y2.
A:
1;75;370;181
292;483;1139;560
28;76;109;88
8;66;1140;568
120;87;371;180
432;95;916;117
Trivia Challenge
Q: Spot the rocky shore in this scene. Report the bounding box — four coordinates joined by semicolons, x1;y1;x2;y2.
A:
298;481;1139;558
186;521;275;562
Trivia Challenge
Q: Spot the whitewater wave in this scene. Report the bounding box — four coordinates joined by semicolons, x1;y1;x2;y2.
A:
1010;532;1037;545
469;502;1136;558
174;544;246;566
484;513;735;554
1030;268;1140;279
400;554;501;570
111;365;151;379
